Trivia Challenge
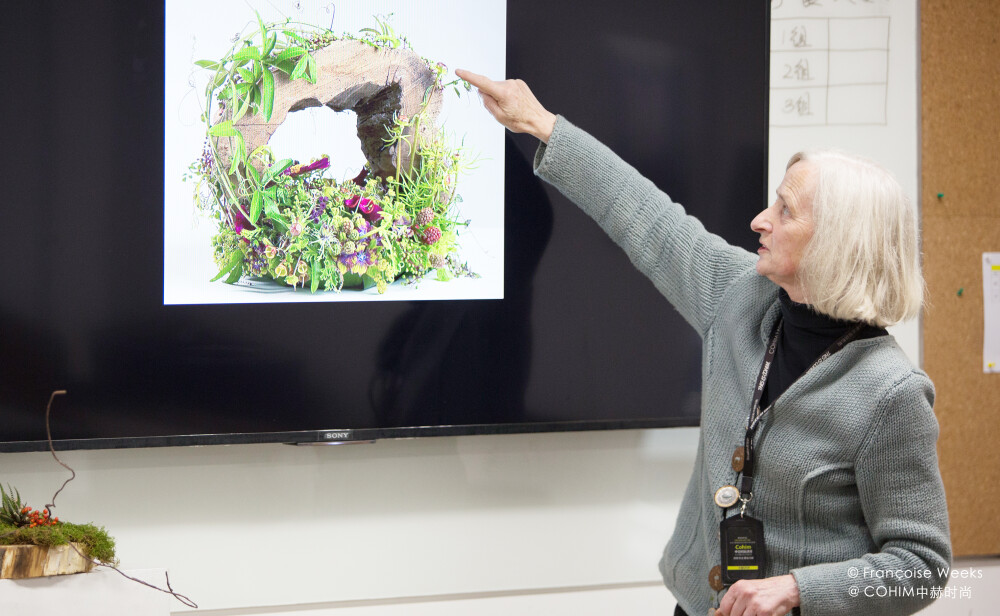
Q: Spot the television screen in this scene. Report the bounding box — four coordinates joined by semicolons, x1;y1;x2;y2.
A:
1;0;768;451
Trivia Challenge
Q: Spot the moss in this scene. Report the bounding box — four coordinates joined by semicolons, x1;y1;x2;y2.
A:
0;522;117;565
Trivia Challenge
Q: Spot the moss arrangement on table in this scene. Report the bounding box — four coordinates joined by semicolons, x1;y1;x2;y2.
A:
1;484;116;565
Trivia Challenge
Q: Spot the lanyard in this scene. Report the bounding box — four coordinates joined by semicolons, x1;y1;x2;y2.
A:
736;317;866;510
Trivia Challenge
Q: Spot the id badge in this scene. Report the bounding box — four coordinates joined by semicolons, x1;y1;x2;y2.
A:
719;515;766;585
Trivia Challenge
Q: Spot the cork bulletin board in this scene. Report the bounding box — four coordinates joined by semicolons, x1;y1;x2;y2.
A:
921;0;1000;557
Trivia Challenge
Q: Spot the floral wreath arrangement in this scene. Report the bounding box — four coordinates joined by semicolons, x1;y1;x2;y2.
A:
185;14;478;294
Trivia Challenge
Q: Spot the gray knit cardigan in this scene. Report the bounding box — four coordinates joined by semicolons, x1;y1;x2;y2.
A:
533;117;952;616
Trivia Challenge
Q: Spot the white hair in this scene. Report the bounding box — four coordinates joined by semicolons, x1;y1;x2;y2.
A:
789;149;924;327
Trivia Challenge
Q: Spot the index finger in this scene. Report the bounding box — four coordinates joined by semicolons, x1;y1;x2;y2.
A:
455;69;502;97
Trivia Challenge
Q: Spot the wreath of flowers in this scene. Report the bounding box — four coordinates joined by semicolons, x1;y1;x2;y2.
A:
185;14;478;294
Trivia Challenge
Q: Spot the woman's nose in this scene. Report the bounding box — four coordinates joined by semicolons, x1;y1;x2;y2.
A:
750;209;770;233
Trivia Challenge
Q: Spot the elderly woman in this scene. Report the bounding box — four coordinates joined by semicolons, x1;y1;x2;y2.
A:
455;70;951;616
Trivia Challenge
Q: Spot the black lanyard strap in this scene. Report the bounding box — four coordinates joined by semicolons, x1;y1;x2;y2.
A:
737;317;866;506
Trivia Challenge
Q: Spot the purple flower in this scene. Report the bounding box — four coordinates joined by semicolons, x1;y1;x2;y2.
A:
284;157;330;177
308;196;328;223
232;207;254;233
338;252;358;269
345;195;383;222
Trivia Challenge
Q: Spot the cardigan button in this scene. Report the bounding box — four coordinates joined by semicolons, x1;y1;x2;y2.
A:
709;565;724;591
731;446;745;472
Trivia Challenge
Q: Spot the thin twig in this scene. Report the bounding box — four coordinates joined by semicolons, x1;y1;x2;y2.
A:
42;390;73;518
29;390;199;608
67;543;198;609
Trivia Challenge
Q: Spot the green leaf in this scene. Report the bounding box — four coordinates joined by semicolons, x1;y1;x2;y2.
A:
247;163;261;187
261;70;274;121
195;59;222;70
229;133;246;174
208;120;237;137
263;157;292;183
231;47;255;66
232;90;252;122
237;67;255;84
306;55;318;84
263;195;288;231
250;191;263;224
310;260;320;293
290;54;309;81
263;33;277;58
256;11;267;52
211;70;228;90
273;46;307;64
283;30;309;46
224;258;244;284
211;250;243;282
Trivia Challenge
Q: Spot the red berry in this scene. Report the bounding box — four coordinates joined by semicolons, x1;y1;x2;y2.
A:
420;226;442;245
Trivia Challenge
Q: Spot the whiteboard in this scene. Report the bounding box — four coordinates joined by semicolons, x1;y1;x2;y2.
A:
767;0;921;365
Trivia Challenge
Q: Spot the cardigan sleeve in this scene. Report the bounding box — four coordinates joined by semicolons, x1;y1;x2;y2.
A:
790;372;953;616
532;116;756;336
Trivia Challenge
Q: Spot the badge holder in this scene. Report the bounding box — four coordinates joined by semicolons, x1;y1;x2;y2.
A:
719;494;765;585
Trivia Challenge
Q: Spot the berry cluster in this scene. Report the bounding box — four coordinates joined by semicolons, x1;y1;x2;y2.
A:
21;506;59;528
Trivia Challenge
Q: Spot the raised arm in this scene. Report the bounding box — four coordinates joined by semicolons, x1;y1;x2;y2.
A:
457;69;756;334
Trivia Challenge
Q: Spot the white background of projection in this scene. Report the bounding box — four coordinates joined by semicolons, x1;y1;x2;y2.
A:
163;0;506;304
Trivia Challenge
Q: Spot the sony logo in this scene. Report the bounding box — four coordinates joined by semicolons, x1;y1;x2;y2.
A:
323;431;352;440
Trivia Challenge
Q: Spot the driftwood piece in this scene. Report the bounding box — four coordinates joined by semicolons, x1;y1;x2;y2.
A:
0;543;95;579
213;40;443;179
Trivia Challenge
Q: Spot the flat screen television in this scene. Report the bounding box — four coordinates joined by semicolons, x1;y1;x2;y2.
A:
0;0;769;452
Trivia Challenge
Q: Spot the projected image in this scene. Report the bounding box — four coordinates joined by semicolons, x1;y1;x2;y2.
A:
164;1;506;303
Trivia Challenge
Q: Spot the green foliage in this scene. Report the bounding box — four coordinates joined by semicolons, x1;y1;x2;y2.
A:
0;521;117;565
0;484;29;527
358;14;407;49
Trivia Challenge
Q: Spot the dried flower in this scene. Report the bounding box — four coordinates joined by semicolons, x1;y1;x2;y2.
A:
416;207;434;226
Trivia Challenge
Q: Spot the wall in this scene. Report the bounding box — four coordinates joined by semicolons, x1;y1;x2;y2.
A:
1;429;696;612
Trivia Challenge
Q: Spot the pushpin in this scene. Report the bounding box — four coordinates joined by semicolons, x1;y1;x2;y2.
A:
957;288;964;297
936;193;944;199
989;362;996;369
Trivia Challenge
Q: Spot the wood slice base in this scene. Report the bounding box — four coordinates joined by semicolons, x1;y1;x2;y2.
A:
0;543;95;579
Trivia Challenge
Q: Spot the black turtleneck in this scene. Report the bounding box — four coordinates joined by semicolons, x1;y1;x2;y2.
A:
759;290;888;409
